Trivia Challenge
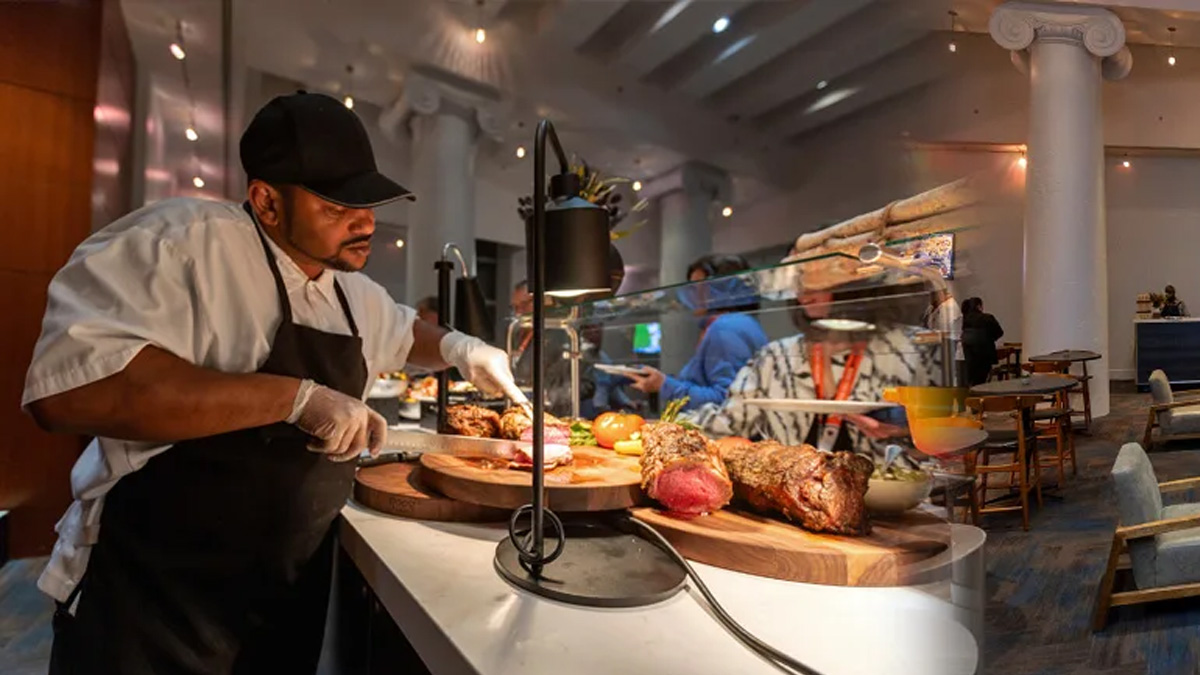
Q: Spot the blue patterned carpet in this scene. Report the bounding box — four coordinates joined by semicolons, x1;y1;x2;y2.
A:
1;387;1197;674
982;385;1200;675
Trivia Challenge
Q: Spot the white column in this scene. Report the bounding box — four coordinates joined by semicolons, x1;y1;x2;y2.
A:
990;2;1132;418
398;73;503;305
653;161;731;376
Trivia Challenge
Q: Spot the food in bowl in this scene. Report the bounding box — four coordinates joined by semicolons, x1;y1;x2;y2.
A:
865;467;932;515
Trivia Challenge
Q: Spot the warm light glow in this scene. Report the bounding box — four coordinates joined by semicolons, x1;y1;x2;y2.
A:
1169;55;1177;66
1122;160;1131;168
343;95;354;109
632;180;642;191
516;146;526;159
475;27;486;44
816;80;828;90
948;41;957;53
712;16;730;33
170;43;186;60
1017;156;1027;169
721;206;733;218
547;287;609;298
192;176;205;188
185;127;198;142
395;239;405;249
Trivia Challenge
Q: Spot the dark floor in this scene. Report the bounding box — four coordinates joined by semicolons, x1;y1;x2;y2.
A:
2;387;1198;675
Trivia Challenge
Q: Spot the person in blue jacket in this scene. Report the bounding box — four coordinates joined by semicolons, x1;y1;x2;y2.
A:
628;254;768;411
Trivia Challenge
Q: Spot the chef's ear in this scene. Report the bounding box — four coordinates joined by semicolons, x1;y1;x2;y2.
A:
247;180;285;227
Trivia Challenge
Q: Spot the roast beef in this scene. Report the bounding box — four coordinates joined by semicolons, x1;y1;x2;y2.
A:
639;423;733;515
719;439;874;536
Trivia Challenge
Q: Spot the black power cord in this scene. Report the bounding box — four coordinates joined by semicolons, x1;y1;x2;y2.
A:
623;515;826;675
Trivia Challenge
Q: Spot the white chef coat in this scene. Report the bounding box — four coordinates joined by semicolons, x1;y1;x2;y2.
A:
22;197;418;603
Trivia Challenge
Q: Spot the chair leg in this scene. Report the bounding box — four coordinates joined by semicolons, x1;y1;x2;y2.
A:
1092;535;1123;632
1067;418;1077;476
1055;421;1067;487
1082;378;1093;429
1017;447;1031;532
1144;411;1157;452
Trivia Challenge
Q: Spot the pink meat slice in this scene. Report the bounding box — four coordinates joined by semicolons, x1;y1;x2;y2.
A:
639;423;733;515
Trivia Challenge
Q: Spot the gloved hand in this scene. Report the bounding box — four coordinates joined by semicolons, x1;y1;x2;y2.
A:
287;379;387;462
440;331;528;404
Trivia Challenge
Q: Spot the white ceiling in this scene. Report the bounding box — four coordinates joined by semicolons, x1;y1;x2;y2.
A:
122;0;1200;210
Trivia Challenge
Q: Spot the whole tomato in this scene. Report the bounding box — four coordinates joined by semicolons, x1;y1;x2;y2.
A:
593;412;646;449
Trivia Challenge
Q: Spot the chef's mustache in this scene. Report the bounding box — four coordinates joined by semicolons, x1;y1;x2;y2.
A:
340;235;373;248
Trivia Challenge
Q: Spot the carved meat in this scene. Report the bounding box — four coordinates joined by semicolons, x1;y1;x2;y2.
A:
639;423;733;515
498;406;566;441
445;405;501;438
719;440;874;536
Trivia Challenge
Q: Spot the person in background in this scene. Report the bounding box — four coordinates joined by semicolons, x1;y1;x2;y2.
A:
960;297;1005;386
1161;285;1189;317
686;287;941;462
628;254;768;412
415;295;439;325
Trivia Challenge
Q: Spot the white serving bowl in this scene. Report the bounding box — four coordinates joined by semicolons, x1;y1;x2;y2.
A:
865;474;933;515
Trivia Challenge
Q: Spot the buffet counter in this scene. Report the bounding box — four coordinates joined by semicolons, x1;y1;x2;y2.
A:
329;502;984;675
1135;318;1200;390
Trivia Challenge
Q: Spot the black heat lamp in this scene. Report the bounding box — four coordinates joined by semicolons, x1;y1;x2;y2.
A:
493;119;686;607
435;243;492;433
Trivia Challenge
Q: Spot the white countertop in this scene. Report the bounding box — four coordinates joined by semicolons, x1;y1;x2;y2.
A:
1135;317;1200;324
339;502;981;675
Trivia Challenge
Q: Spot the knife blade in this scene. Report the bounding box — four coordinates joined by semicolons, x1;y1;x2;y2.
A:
382;429;519;459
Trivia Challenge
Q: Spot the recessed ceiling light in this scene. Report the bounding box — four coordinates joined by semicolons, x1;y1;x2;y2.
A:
475;27;486;44
169;43;186;60
632;180;642;191
395;239;405;249
516;146;526;159
712;16;730;33
192;176;205;188
185;127;198;142
816;80;828;90
721;206;733;218
805;87;860;115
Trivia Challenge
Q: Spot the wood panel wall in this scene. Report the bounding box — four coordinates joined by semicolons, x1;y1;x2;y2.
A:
0;0;134;558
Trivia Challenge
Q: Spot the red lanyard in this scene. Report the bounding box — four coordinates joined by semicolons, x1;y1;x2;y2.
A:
810;342;865;429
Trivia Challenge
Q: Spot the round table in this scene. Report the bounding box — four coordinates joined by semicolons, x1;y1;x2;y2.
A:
969;374;1077;397
1026;350;1101;430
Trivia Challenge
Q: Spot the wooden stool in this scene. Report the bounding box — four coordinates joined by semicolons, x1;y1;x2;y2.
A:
966;395;1043;531
1021;362;1078;483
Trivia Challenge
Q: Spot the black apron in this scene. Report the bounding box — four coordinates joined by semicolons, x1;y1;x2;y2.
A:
49;211;368;675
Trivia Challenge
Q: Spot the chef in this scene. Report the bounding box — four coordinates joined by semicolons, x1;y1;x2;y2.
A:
23;91;525;674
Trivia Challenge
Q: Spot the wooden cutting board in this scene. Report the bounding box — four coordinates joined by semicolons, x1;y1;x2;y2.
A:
419;446;645;511
631;507;951;587
354;461;509;522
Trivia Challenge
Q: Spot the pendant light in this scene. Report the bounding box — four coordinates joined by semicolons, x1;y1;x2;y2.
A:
1168;27;1177;66
342;65;355;109
947;10;959;53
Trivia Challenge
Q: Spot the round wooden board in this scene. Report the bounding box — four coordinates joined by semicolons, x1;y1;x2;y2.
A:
630;507;952;587
419;446;646;512
354;462;509;522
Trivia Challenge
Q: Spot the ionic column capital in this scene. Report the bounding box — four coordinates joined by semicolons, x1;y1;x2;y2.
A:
989;1;1132;80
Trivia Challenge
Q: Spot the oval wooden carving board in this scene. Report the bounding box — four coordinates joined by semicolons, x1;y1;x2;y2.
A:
419;446;646;511
354;462;509;522
630;507;951;587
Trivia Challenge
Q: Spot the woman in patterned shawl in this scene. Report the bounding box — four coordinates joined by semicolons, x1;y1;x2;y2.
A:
685;283;943;462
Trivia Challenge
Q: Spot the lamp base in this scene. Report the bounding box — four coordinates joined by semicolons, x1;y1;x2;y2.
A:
494;517;686;608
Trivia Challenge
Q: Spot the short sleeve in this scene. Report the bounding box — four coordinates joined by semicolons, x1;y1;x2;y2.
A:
355;280;417;375
23;230;197;408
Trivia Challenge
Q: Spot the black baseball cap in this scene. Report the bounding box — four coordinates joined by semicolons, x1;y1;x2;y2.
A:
240;91;414;208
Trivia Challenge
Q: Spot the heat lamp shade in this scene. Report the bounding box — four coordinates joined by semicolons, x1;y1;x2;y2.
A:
535;195;612;297
454;276;493;341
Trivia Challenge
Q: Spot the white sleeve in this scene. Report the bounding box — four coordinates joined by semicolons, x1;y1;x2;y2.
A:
358;281;418;375
22;230;198;408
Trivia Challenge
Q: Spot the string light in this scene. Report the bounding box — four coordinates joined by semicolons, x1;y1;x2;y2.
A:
632;180;642;191
948;10;959;53
516;146;526;159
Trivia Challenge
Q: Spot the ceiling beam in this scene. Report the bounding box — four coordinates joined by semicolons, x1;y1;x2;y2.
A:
676;0;877;99
616;0;751;78
706;1;938;122
548;0;628;50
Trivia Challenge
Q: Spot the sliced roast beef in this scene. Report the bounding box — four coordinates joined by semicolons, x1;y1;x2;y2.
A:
639;423;733;515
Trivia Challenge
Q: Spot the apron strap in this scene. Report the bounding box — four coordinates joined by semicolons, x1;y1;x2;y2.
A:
333;281;359;338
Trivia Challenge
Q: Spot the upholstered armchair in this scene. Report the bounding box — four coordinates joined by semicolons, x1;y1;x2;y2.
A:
1093;442;1200;630
1143;369;1200;450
